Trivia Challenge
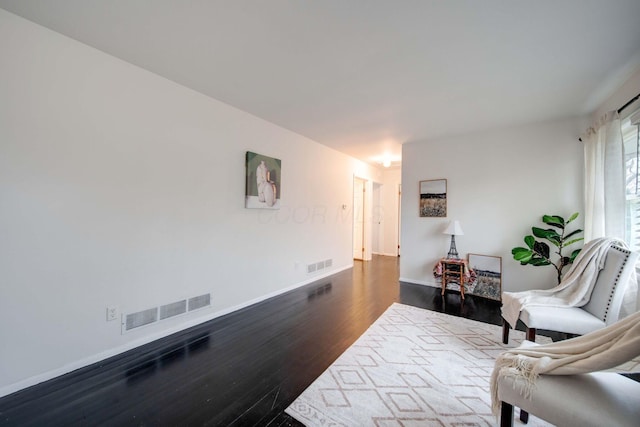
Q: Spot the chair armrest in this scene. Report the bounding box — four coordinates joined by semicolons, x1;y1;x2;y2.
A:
498;371;640;427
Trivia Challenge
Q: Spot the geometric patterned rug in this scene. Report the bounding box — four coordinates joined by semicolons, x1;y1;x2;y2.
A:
286;303;554;426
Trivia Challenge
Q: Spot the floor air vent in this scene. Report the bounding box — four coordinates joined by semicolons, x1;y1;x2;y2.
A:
125;308;158;331
188;294;211;311
122;293;211;334
307;258;333;274
160;300;187;320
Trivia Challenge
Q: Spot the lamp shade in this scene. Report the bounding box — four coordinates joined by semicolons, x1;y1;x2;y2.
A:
443;220;464;236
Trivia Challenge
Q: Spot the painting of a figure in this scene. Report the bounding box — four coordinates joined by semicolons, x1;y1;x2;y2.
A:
419;179;447;217
245;151;281;209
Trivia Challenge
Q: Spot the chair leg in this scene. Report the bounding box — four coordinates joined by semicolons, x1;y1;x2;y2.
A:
502;318;510;344
520;408;529;424
526;327;536;342
500;402;514;427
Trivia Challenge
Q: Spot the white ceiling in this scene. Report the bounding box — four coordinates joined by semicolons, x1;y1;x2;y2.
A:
2;1;640;167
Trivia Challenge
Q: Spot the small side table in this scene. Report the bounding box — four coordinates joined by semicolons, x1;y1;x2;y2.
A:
439;258;468;299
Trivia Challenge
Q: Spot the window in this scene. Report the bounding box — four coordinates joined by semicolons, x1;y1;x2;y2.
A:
623;109;640;251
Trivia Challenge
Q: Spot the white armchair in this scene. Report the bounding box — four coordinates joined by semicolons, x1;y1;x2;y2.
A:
497;370;640;427
502;244;639;344
493;309;640;427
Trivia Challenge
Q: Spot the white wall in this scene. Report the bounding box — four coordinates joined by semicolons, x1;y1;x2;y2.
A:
400;118;587;292
592;67;640;121
0;10;381;396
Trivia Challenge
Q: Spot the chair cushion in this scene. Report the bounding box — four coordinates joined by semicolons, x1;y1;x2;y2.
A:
582;245;637;324
498;371;640;427
520;305;604;335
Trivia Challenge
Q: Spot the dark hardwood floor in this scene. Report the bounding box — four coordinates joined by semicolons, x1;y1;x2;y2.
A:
0;255;507;426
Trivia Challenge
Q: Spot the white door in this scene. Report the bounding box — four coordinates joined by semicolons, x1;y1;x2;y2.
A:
397;183;402;256
353;177;365;260
372;182;383;255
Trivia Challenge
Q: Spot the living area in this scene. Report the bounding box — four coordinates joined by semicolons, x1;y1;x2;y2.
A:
1;2;640;426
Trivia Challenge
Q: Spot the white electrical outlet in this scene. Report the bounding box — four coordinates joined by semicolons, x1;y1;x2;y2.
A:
106;306;118;322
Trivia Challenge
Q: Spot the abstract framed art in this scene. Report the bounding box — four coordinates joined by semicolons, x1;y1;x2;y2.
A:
245;151;281;209
419;179;447;217
467;254;502;301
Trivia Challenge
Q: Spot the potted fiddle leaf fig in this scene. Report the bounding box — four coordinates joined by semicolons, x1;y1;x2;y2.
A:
512;213;584;284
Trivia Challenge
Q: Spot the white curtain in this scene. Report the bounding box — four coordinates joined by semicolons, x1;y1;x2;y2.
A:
582;111;625;242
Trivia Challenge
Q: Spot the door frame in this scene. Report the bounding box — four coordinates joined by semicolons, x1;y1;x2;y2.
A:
353;176;372;261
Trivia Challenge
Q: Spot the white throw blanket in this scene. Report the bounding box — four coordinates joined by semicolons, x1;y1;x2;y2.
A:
490;310;640;415
501;237;630;328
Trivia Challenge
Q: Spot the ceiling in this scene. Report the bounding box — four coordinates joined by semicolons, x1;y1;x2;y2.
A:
2;1;640;168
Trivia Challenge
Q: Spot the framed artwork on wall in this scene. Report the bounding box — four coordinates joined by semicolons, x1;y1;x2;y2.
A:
467;254;502;301
419;179;447;217
245;151;281;209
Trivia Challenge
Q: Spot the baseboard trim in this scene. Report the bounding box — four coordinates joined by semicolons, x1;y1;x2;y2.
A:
372;252;399;257
399;277;440;288
0;264;354;399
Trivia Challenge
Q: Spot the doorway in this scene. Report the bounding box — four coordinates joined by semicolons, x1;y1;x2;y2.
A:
372;182;383;255
353;177;365;260
397;183;402;256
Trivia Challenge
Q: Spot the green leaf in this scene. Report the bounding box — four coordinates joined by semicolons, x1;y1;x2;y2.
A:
532;227;558;239
533;241;550;259
564;229;583;240
549;235;562;246
532;227;561;246
512;248;533;263
524;235;535;249
564;237;584;247
567;212;579;223
542;215;565;229
570;248;581;262
530;257;551;266
532;227;546;237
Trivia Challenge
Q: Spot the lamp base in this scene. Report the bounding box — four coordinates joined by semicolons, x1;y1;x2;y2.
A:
447;235;460;259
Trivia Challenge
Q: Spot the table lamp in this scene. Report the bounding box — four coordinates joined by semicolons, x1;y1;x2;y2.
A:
443;220;463;259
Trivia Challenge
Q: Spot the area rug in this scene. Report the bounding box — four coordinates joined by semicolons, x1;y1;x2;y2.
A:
286;303;554;427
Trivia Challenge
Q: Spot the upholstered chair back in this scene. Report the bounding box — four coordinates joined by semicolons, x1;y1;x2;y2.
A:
582;245;639;326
